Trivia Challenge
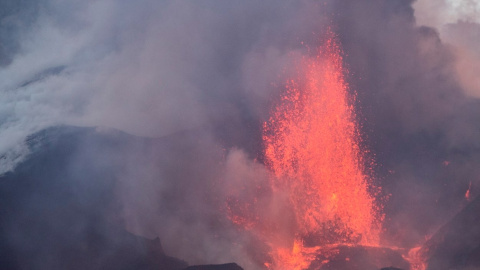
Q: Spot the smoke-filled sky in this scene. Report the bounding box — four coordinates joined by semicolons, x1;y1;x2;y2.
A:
1;0;480;269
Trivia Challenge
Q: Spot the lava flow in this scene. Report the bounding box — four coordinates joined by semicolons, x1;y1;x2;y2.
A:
261;32;383;269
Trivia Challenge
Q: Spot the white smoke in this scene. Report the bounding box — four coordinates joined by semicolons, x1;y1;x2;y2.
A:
0;0;332;173
414;0;480;97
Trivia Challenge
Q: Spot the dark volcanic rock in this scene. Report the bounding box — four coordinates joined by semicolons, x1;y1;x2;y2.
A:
0;126;230;270
0;126;137;270
308;245;409;270
422;196;480;270
52;229;188;270
183;263;243;270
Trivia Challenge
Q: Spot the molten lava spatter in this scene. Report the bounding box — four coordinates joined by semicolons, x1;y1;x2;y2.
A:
262;32;383;269
268;240;320;270
465;181;472;201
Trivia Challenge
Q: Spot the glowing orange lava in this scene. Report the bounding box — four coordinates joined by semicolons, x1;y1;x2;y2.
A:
262;32;383;269
268;240;320;270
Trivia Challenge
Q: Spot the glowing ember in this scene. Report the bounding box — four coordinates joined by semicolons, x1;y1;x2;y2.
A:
465;181;472;201
262;31;383;269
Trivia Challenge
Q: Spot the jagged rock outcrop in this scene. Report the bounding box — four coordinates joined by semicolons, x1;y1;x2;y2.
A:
422;196;480;270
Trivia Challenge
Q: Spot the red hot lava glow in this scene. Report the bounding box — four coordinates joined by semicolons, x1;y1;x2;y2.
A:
261;32;383;269
226;31;385;270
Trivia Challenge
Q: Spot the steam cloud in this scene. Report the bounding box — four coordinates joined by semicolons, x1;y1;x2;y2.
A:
1;0;480;269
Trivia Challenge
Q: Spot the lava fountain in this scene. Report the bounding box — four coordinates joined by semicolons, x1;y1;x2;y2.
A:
262;31;383;269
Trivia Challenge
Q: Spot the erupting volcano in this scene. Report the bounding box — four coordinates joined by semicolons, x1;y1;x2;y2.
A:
5;1;480;270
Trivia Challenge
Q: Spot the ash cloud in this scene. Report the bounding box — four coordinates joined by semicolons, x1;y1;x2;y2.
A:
1;0;480;269
0;0;329;172
334;0;480;246
414;0;480;97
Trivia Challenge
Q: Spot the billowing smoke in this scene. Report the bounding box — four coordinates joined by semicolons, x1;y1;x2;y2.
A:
414;0;480;97
1;0;480;269
333;0;480;247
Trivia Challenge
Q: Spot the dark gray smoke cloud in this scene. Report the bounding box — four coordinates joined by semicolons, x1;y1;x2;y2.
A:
1;0;480;269
331;0;480;247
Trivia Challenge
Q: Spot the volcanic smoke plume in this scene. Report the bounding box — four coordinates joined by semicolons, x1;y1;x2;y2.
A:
2;1;480;270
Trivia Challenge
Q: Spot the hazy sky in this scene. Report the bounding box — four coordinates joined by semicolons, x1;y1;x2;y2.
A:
414;0;479;27
414;0;480;97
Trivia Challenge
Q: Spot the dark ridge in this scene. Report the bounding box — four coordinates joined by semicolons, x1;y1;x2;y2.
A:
183;263;243;270
423;196;480;270
0;125;242;270
308;245;409;270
